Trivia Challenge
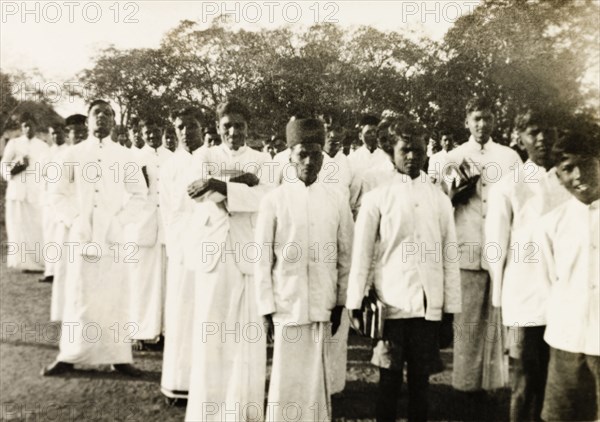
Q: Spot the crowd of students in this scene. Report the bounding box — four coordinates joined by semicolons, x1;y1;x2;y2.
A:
1;96;598;422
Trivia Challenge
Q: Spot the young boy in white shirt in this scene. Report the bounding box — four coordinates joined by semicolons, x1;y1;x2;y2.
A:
537;127;600;422
485;109;570;421
346;120;461;422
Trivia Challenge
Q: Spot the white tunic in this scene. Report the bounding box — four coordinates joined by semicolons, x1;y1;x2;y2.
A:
0;135;50;271
47;146;75;322
537;198;599;356
255;180;353;422
127;145;172;340
185;144;269;422
159;147;202;397
485;162;570;326
43;143;69;277
53;136;147;365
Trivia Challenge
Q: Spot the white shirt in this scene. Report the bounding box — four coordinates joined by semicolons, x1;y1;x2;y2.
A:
130;145;173;245
1;135;50;203
427;149;448;184
255;180;354;325
348;145;391;212
346;171;461;321
187;143;272;275
442;136;522;270
537;198;599;356
159;148;201;264
321;150;352;202
51;135;147;254
485;162;570;326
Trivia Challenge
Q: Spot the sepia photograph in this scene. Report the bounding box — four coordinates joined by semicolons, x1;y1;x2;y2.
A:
1;1;599;421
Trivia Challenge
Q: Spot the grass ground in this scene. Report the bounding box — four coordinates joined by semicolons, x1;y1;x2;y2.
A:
0;177;510;421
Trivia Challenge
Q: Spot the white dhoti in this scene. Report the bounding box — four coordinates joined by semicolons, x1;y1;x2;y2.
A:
185;258;267;422
57;246;132;365
267;322;331;422
327;311;350;395
161;259;195;398
42;204;58;277
49;224;70;322
129;244;165;341
5;199;44;271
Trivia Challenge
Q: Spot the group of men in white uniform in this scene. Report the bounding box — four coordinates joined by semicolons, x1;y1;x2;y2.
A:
2;95;598;422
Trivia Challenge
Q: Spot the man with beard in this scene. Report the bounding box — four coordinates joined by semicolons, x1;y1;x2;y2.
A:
41;100;147;376
1;112;50;272
48;114;87;323
256;118;353;421
185;99;269;422
159;107;204;404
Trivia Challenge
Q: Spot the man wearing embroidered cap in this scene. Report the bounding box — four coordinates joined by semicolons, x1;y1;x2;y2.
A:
256;118;354;422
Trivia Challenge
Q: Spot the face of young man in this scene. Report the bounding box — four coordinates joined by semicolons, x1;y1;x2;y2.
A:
142;125;163;149
518;124;556;170
440;135;454;152
174;116;202;153
324;128;344;157
377;127;393;156
67;124;87;145
361;124;378;151
88;103;114;139
393;136;427;179
49;126;66;146
204;133;221;147
556;154;600;205
21;121;35;139
466;109;495;145
218;113;247;151
290;143;324;186
163;133;177;152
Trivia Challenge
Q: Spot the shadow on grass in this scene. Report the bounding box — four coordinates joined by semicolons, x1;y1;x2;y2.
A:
332;379;510;421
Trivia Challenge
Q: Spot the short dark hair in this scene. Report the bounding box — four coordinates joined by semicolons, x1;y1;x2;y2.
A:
465;97;494;116
172;106;202;123
140;116;162;129
359;114;380;128
216;99;250;122
19;112;37;125
87;99;114;116
203;125;218;136
552;126;600;165
514;108;554;133
390;120;429;146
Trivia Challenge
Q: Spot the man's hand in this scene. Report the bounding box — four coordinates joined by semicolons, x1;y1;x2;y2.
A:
263;314;274;343
141;166;149;188
348;308;364;336
10;156;29;176
449;175;479;206
329;306;344;336
187;178;211;199
229;172;259;187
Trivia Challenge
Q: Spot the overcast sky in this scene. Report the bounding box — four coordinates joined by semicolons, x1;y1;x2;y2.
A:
1;1;481;116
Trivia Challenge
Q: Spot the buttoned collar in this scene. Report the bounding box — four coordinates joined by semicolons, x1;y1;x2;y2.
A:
219;142;247;158
466;135;495;151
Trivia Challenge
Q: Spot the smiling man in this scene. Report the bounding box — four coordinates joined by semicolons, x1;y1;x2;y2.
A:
536;127;600;422
185;99;270;422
